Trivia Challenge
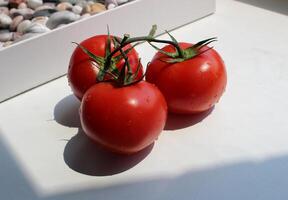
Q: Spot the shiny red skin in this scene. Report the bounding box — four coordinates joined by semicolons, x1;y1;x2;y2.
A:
80;81;167;154
68;35;143;100
146;43;227;114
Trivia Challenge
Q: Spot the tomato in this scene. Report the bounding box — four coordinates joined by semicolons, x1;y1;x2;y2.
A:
68;35;143;100
146;43;227;114
80;81;167;154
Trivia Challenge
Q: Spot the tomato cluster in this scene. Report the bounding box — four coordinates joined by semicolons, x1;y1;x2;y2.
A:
67;27;227;154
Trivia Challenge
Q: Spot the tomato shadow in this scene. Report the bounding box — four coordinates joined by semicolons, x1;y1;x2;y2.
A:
63;129;154;176
53;94;81;128
164;107;214;131
55;95;154;176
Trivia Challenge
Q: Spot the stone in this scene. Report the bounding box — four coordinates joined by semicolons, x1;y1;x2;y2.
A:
86;0;94;6
0;30;13;42
12;31;21;40
31;16;48;25
116;0;128;5
0;0;9;7
82;3;106;15
16;19;31;33
87;3;106;15
59;0;77;5
32;8;56;17
3;40;13;47
43;2;56;8
72;4;82;14
35;5;53;11
10;8;35;19
0;13;12;28
105;0;117;9
24;22;50;33
8;0;25;8
79;12;89;19
9;15;23;31
43;0;59;4
75;0;87;7
56;2;72;11
81;4;89;14
9;7;16;15
27;0;43;9
18;2;27;8
0;7;9;15
107;3;115;9
55;23;66;28
46;10;79;29
13;32;40;42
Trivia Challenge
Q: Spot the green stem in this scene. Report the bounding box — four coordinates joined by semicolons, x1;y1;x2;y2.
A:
104;36;184;70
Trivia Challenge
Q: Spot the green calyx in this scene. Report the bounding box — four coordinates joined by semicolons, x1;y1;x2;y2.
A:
149;36;217;63
73;25;217;87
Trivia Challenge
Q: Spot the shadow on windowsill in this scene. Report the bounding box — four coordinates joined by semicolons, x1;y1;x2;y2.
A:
235;0;288;16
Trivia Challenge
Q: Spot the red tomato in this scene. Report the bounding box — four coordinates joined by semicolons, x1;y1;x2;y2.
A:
80;81;167;154
68;35;143;100
146;43;227;114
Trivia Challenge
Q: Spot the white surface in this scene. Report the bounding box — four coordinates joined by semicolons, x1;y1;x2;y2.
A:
1;0;288;199
0;0;214;102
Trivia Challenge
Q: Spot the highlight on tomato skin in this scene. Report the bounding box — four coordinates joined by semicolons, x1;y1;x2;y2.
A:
68;35;143;100
79;81;168;154
146;43;227;114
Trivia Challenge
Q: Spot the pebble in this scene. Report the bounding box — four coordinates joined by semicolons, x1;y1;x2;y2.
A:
72;5;82;15
107;3;116;10
115;0;128;5
60;0;77;5
0;30;13;42
16;19;31;33
90;3;106;14
43;0;59;3
8;0;25;8
31;15;48;25
27;0;43;10
3;40;13;47
55;23;66;28
75;0;87;7
13;32;40;42
79;12;89;19
0;6;9;15
56;2;72;11
24;22;50;33
9;7;16;15
83;3;105;15
35;5;52;11
0;13;12;29
0;0;132;48
12;31;22;40
86;1;94;6
18;2;27;8
43;2;56;8
105;0;117;10
0;0;8;7
80;4;89;14
10;8;35;19
46;10;79;29
9;15;23;31
32;8;56;17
